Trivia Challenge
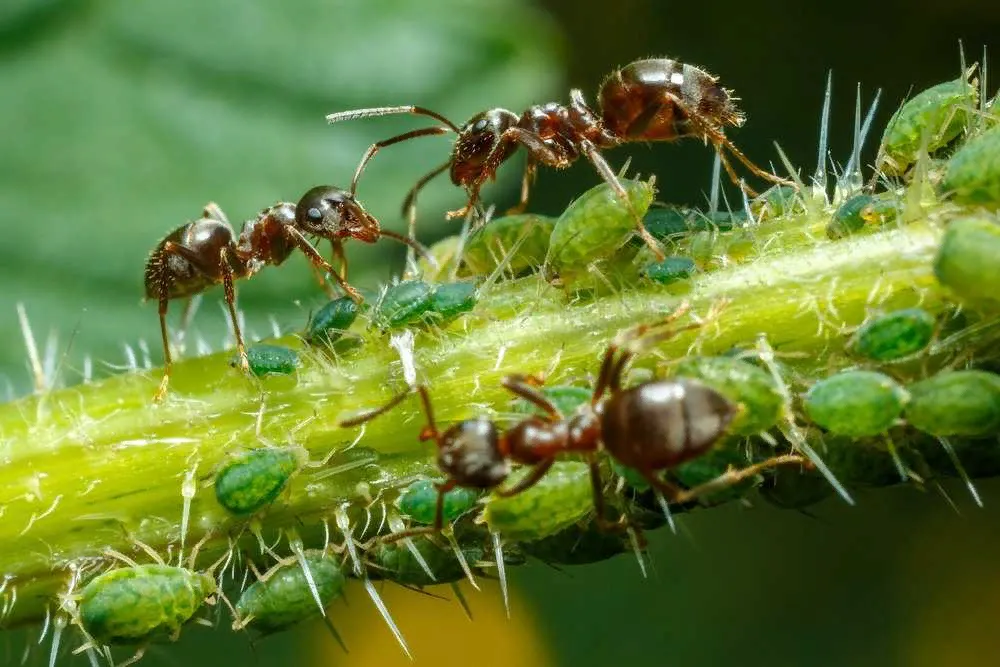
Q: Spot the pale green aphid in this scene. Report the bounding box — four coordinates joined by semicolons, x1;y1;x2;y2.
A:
877;70;978;176
214;447;299;516
672;356;784;436
940;124;1000;207
233;551;345;634
804;370;910;437
933;216;1000;305
482;461;592;541
849;308;936;362
370;537;485;588
79;564;216;645
904;370;1000;436
232;344;300;377
827;193;901;240
463;213;556;275
305;296;361;347
545;178;656;279
396;478;481;525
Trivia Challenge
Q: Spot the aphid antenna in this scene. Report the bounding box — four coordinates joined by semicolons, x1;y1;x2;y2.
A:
477;228;532;299
811;70;833;201
754;336;855;505
937;436;983;507
490;532;510;619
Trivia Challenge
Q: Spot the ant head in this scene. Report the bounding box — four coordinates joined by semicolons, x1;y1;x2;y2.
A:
235;202;297;271
436;418;510;489
450;108;520;186
295;186;380;243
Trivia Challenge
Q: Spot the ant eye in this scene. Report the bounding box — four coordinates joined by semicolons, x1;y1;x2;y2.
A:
307;207;323;221
472;118;489;133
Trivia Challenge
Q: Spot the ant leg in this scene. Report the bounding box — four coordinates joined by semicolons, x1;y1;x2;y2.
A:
331;240;348;283
501;376;563;420
506;160;537;215
670;454;808;505
446;183;484;221
350;126;453;197
377;228;435;265
219;248;248;373
339;387;414;427
588;457;628;533
281;226;363;303
154;292;172;402
378;478;455;545
579;140;666;261
414;385;441;442
707;127;795;190
495;459;554;498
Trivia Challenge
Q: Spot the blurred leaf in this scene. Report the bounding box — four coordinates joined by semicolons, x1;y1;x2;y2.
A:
0;0;562;395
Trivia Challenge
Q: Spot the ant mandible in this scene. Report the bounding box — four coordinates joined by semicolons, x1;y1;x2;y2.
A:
339;304;806;537
326;58;792;262
145;188;415;401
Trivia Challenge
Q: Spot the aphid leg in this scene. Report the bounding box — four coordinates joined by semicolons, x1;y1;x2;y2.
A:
350;126;454;197
494;459;555;498
579;140;666;261
667;454;808;505
280;225;364;303
219;247;248;373
500;376;563;420
117;646;147;667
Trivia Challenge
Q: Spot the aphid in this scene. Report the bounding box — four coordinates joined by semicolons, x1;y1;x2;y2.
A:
509;385;592;418
904;370;1000;437
373;280;436;329
940;124;1000;207
462;213;556;276
933;216;1000;305
640;256;696;286
214;447;300;516
481;461;593;541
876;68;979;177
826;193;901;240
232;344;300;377
305;296;360;347
340;306;806;537
803;370;910;437
521;521;629;566
849;308;936;362
758;465;834;510
545;178;655;277
369;537;485;588
751;184;803;220
233;551;346;636
671;355;784;436
396;478;481;526
78;558;216;662
326;58;790;259
144;197;374;400
423;281;478;324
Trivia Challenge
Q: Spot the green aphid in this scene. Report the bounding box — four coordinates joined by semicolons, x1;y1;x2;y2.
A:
640;256;696;286
509;385;591;417
758;465;834;510
79;565;216;645
396;479;481;525
521;522;627;566
827;193;901;240
233;552;345;634
214;447;299;516
850;308;936;362
482;461;593;541
822;435;908;488
375;280;436;329
546;178;655;276
878;72;979;176
305;296;360;347
672;356;784;436
463;214;556;275
804;370;910;437
752;185;803;220
671;446;758;504
231;344;300;377
934;216;1000;305
370;537;484;587
940;125;1000;207
905;370;1000;437
423;281;478;323
635;206;694;245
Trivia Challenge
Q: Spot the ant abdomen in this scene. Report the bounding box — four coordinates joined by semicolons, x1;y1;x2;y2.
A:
144;218;238;301
599;378;738;470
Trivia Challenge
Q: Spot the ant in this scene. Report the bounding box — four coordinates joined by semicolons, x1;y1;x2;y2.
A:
326;58;792;261
145;188;425;401
339;304;807;538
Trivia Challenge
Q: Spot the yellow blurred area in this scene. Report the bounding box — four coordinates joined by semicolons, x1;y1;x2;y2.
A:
310;579;554;666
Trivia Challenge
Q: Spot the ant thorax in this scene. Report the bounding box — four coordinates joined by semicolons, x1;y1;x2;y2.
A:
235;203;297;273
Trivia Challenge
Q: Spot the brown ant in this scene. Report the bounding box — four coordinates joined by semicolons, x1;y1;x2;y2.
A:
145;188;425;401
339;304;806;537
326;58;792;261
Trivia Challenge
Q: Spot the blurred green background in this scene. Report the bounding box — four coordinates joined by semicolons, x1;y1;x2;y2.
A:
2;0;999;665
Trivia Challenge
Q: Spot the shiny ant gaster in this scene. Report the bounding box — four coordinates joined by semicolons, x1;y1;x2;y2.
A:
340;304;806;535
144;188;427;401
326;58;792;261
